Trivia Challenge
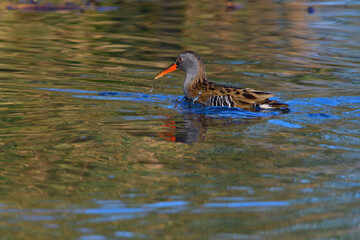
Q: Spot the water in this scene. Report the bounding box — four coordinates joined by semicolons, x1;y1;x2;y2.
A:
0;0;359;239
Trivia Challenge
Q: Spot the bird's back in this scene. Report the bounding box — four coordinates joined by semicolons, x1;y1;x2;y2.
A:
189;79;288;109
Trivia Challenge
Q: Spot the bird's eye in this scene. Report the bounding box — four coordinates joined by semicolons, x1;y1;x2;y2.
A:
179;58;183;62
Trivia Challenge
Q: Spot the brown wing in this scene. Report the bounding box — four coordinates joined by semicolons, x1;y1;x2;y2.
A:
231;88;274;104
193;80;287;109
202;82;274;107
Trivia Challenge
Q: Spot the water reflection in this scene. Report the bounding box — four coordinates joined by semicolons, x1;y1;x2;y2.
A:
40;88;287;143
164;107;281;143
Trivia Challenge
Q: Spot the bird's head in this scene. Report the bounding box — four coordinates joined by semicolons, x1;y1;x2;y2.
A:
154;51;204;79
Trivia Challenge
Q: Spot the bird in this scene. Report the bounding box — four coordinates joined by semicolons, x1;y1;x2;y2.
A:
154;51;288;110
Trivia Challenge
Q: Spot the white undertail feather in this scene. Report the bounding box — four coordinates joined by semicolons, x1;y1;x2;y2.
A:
258;104;275;109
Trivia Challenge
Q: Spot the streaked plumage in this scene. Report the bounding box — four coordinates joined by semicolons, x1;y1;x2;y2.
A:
155;51;288;110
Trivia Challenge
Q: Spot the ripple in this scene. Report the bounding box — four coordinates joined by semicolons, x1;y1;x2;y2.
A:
79;235;107;240
268;119;303;129
204;201;290;208
115;231;145;238
39;88;97;94
319;144;359;152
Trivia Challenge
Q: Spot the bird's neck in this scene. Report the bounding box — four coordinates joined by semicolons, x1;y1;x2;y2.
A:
183;64;207;99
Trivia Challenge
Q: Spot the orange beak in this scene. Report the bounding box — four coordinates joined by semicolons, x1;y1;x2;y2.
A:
154;64;177;79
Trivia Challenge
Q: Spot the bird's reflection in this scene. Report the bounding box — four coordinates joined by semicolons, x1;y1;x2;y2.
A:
159;114;255;143
181;115;249;143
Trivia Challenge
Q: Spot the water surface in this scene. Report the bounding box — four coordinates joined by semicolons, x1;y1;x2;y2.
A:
0;0;359;239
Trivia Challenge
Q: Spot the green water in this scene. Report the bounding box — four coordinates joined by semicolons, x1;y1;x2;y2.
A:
0;1;359;239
